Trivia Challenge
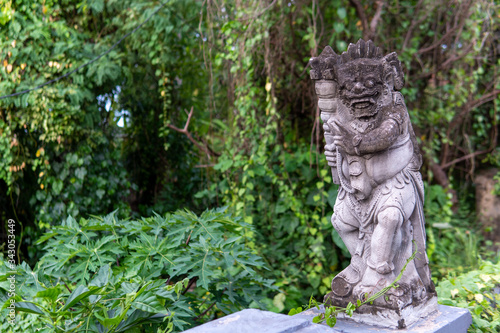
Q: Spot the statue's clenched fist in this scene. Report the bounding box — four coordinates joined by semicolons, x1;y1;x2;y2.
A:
324;143;337;167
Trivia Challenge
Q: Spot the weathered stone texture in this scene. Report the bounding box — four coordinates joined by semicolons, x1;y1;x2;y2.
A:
181;308;334;333
310;40;437;328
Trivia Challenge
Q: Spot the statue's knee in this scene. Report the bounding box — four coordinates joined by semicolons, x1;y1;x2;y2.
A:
377;207;403;230
332;214;341;230
332;214;357;233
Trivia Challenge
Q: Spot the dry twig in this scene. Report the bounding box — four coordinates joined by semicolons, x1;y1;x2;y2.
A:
167;107;220;157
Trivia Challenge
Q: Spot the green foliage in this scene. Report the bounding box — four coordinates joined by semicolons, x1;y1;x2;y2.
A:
0;0;133;253
205;141;344;308
493;172;500;196
1;262;184;333
0;207;275;332
436;261;500;332
193;1;352;308
210;141;347;300
194;0;500;312
423;183;497;279
114;0;212;216
0;0;211;259
32;139;132;228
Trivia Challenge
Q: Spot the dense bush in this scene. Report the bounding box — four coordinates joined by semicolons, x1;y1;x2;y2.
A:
436;260;500;333
0;208;275;332
203;142;346;311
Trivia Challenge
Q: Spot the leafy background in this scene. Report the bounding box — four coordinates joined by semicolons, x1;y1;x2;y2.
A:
0;0;499;332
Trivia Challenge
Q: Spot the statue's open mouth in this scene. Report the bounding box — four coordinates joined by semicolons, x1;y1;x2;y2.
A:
352;99;375;110
348;91;379;109
358;114;376;122
344;91;380;119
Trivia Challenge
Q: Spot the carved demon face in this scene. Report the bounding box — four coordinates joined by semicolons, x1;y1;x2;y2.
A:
337;59;385;121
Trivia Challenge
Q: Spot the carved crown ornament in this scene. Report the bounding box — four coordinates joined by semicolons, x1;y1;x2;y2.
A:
309;39;405;91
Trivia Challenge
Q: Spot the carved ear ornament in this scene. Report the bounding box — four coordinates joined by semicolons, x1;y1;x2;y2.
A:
309;39;405;91
352;135;362;147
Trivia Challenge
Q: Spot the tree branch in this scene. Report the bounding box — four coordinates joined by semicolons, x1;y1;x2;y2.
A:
448;89;500;132
195;301;217;321
167;107;221;157
416;25;460;54
401;0;427;51
439;43;473;69
194;164;216;168
63;282;72;293
182;277;198;295
469;89;500;110
427;159;458;209
442;150;491;169
239;0;277;21
369;0;385;39
441;88;499;167
417;0;472;55
349;0;369;40
428;160;450;188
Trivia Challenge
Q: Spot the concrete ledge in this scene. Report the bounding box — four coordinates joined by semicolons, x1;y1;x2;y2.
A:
182;308;335;333
182;304;472;332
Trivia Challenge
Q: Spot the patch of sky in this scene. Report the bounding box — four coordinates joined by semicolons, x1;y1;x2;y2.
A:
97;86;129;127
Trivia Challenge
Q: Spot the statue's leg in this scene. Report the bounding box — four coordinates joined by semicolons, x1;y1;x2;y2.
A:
330;206;365;297
372;186;418;277
370;207;403;274
353;184;418;299
352;207;402;299
332;213;359;256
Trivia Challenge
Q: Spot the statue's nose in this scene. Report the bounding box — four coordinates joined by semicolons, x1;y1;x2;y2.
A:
352;82;364;93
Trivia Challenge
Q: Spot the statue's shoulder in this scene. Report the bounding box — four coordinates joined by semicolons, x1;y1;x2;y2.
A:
386;92;409;128
392;91;406;107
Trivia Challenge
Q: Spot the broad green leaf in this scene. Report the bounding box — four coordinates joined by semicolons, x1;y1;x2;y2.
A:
90;264;110;287
115;309;167;332
132;297;165;313
15;301;46;315
35;286;62;301
61;285;103;311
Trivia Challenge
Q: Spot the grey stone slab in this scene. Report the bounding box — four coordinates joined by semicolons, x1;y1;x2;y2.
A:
294;304;472;333
182;304;471;332
182;308;337;333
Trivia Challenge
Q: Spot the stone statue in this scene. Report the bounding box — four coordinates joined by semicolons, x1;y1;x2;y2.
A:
309;40;438;329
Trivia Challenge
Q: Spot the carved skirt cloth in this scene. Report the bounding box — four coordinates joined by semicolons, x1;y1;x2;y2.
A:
333;166;423;235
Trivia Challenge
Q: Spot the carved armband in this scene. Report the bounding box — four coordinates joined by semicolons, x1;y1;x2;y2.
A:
352;135;362;155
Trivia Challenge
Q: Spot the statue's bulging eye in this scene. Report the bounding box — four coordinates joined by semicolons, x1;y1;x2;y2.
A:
345;81;354;90
365;80;374;88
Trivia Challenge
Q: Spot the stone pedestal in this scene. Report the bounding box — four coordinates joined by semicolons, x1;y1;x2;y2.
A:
324;294;438;329
295;304;471;332
182;305;472;333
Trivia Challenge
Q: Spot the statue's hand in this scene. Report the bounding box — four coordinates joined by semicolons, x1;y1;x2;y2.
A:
324;143;337;167
329;120;357;155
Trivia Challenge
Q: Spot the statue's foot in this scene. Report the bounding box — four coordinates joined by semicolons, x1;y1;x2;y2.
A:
331;255;364;297
353;266;401;301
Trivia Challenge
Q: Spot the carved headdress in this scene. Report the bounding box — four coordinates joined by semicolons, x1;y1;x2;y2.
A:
309;39;405;91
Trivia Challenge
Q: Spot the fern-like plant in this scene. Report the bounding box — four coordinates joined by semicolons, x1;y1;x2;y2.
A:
0;207;276;332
